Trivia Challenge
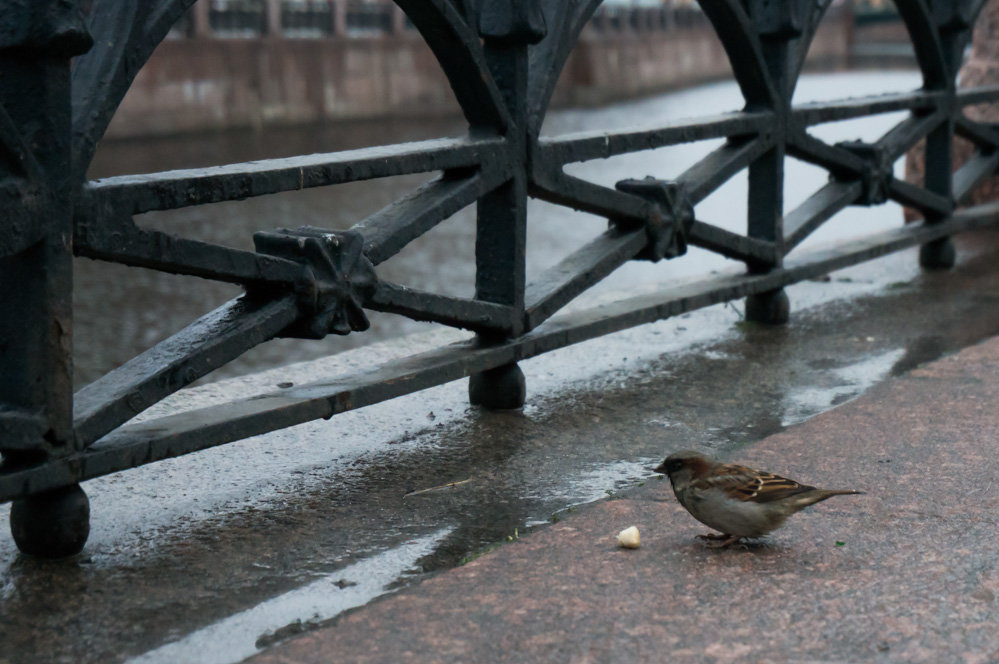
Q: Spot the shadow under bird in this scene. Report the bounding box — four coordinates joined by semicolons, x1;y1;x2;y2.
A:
655;450;865;548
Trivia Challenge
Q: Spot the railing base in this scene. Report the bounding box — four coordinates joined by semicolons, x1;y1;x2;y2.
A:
919;237;957;270
10;484;90;558
745;288;790;325
469;363;527;410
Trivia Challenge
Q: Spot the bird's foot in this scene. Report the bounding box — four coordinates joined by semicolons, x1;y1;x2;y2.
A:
697;533;741;548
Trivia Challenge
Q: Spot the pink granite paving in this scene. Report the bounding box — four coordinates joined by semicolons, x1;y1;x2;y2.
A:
250;336;999;664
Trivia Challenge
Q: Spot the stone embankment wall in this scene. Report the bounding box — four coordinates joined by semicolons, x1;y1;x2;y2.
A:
105;5;910;139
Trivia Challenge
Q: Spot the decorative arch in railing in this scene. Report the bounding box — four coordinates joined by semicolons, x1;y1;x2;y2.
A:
1;0;997;557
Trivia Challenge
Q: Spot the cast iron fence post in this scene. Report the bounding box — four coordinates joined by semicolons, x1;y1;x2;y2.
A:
468;2;546;410
0;0;93;557
743;0;797;324
919;0;971;269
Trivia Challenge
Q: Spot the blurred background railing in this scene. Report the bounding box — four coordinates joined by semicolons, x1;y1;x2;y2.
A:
139;0;911;140
164;0;906;41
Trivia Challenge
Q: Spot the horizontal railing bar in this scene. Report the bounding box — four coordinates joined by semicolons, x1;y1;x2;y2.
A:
523;227;647;331
73;294;300;448
681;137;770;204
791;89;943;126
787;131;866;176
784;180;863;251
530;171;650;221
7;201;998;501
954;116;999;150
686;221;779;264
887;178;953;217
367;282;516;332
957;84;999;107
356;169;504;266
534;169;777;265
880;112;944;161
75;213;306;287
954;151;999;205
536;110;771;164
85;136;508;215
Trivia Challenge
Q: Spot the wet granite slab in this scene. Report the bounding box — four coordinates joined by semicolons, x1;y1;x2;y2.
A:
250;336;999;664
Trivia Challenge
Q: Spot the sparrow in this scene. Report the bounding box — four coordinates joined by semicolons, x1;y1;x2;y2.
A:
654;450;864;548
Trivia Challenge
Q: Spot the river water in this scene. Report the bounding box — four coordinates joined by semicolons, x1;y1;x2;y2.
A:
78;70;923;388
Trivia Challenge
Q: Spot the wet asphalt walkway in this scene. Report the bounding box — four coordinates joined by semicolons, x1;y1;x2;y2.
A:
250;302;999;664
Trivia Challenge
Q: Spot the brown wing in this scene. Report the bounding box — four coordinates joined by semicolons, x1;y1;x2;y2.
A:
691;463;817;503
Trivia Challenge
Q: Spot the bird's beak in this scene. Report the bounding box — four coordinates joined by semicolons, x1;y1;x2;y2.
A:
652;462;666;474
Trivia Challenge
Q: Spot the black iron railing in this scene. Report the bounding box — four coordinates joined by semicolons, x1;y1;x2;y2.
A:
1;0;998;557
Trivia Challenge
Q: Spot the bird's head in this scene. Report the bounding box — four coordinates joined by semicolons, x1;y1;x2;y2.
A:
653;450;714;488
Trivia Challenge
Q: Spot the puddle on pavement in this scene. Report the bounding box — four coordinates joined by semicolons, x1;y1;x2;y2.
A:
127;528;454;664
521;457;663;527
780;348;907;427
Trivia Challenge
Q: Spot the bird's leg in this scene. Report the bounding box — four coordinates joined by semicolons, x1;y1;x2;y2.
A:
700;534;742;548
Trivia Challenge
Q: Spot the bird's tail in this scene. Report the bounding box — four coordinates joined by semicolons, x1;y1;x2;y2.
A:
795;488;865;508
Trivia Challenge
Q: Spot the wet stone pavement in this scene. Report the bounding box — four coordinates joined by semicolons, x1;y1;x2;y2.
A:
4;229;999;663
251;333;999;663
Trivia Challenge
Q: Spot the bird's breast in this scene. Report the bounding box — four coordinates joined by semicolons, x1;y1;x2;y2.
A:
681;488;784;537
